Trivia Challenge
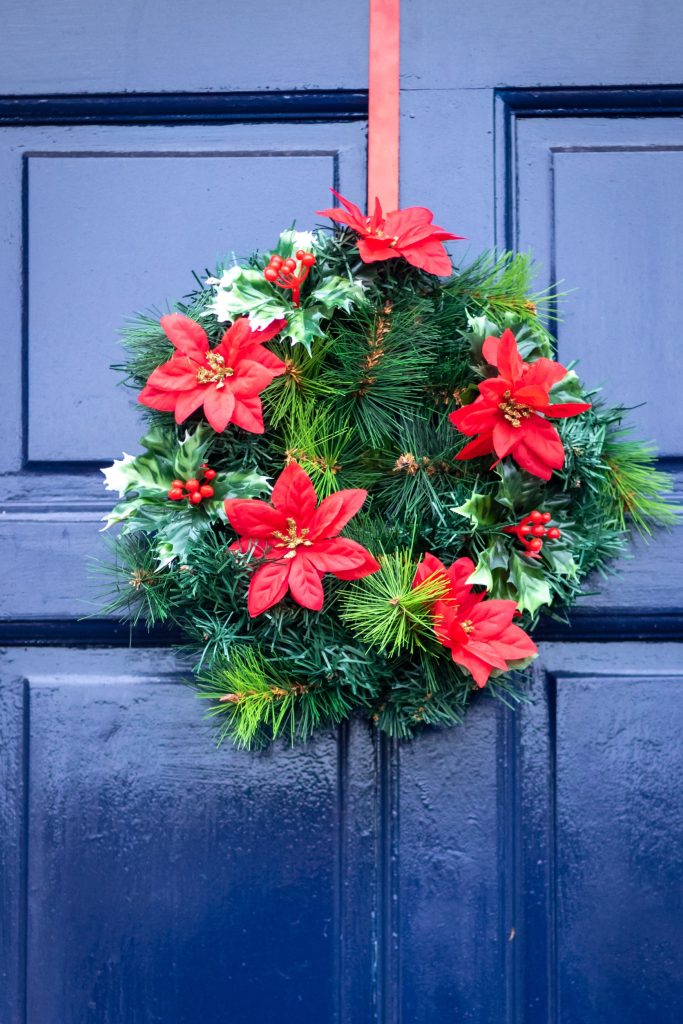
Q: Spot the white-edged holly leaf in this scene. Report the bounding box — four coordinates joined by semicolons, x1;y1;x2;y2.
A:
101;451;174;498
172;425;212;478
284;307;326;351
310;275;365;316
274;229;320;258
207;266;287;329
508;551;552;615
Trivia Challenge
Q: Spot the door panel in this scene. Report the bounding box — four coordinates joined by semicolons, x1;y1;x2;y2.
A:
497;101;683;620
0;647;378;1024
0;118;365;623
518;644;683;1024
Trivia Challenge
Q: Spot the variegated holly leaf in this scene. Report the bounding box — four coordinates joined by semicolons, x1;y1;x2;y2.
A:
310;275;365;316
284;307;326;351
207;266;287;329
101;451;174;498
274;229;320;259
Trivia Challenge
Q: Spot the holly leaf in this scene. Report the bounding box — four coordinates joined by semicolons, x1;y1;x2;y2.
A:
156;516;199;567
542;545;578;577
310;275;365;316
452;492;496;527
274;229;319;259
172;425;212;478
101;451;174;498
284;307;326;352
549;370;587;404
495;462;545;513
508;551;552;615
466;538;510;589
208;266;287;329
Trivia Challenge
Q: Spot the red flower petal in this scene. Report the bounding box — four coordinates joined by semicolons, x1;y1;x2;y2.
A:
160;314;209;361
228;359;275;398
248;561;291;617
512;440;554;480
271;463;318;523
251;318;287;344
449;399;497;435
174;387;207;424
316;189;368;233
450;647;494;688
224;498;288;538
239;343;287;376
493;329;524;382
521;417;565;469
356;236;401;264
288;554;325;610
513;385;552;408
445;557;477;593
138;384;178;412
397;238;453;276
544;401;592;418
412;552;448;590
307;488;368;540
230;395;265;434
455;433;495;461
146;357;200;391
493;419;524;459
202;387;236;432
306;538;380;578
522;357;568;390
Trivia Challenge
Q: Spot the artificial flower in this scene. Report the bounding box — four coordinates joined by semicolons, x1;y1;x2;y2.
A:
225;463;380;616
449;329;591;480
413;553;537;687
317;190;462;276
139;314;286;434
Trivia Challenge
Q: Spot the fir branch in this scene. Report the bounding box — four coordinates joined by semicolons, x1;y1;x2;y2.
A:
602;429;678;535
341;550;448;656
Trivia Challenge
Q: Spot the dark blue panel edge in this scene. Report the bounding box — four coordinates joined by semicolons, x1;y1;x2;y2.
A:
1;611;682;647
0;91;368;126
494;85;683;256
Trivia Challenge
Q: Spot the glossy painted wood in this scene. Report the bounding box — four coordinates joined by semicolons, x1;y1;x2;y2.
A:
1;4;682;1022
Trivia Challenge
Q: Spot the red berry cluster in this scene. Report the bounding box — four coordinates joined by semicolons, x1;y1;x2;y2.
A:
263;249;316;308
168;465;217;506
503;510;561;558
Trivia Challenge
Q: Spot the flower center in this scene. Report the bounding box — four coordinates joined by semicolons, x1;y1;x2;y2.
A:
498;389;531;427
196;351;234;388
272;516;313;559
460;619;474;634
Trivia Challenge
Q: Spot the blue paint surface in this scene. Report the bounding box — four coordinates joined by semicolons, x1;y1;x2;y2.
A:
1;6;682;1022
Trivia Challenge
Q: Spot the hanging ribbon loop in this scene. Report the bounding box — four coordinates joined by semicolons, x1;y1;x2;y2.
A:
368;0;400;212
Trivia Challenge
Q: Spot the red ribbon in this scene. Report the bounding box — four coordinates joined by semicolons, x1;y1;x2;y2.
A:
368;0;400;212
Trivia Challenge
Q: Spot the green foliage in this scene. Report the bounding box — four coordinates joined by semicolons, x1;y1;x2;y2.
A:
602;427;678;535
341;550;449;655
196;646;358;749
99;234;676;748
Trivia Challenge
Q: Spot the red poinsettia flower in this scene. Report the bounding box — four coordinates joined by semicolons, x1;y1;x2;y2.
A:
449;329;591;480
225;462;380;616
413;553;537;688
317;190;462;276
139;314;287;434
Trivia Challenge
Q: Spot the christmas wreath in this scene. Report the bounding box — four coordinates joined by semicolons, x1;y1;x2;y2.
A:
100;191;675;748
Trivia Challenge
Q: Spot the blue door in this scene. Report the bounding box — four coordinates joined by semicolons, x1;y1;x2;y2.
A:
1;3;681;1022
